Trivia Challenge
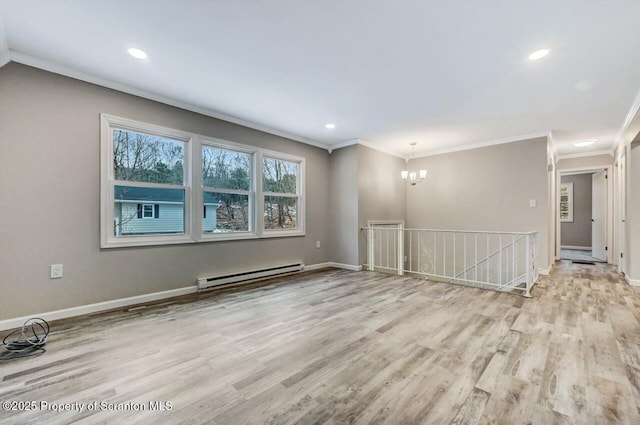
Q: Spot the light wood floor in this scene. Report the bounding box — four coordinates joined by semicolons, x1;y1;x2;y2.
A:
1;262;640;424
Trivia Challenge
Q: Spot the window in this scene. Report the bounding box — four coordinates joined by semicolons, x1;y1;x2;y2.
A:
263;155;303;232
101;114;305;248
560;182;574;222
142;204;155;219
201;144;253;235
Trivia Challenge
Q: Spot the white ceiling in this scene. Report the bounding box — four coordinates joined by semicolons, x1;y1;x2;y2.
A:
1;0;640;158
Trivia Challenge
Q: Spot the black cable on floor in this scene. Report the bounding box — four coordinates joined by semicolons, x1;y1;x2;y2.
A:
0;318;49;360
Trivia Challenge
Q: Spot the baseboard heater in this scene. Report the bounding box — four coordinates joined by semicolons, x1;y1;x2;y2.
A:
197;262;305;291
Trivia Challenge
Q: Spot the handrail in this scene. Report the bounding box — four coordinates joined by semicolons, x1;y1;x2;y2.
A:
361;227;538;236
362;227;539;297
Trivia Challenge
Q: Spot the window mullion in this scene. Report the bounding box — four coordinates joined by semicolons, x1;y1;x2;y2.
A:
256;149;264;237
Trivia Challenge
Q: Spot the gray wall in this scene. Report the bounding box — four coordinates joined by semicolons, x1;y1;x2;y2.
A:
0;63;331;320
327;144;407;267
560;174;593;248
329;145;359;266
406;138;551;271
357;145;407;264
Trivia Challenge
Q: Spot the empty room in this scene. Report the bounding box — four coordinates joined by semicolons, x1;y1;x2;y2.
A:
2;1;640;424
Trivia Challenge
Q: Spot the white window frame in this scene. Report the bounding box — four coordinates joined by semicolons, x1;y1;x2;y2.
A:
101;114;193;248
260;150;306;238
560;182;574;223
142;204;155;219
197;138;258;242
101;114;305;248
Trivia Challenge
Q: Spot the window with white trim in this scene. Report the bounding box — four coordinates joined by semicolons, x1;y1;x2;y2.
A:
101;114;305;248
142;204;155;219
263;155;303;232
201;144;254;234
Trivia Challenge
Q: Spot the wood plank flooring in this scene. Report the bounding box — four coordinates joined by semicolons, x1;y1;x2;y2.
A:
1;261;640;424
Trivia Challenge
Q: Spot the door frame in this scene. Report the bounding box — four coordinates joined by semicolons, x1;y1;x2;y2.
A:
616;151;627;274
556;165;613;264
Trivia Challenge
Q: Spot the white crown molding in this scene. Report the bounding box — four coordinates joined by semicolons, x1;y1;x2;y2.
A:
556;149;614;160
0;50;9;68
411;131;550;159
613;85;640;154
6;50;331;151
357;139;406;159
0;15;8;53
328;138;405;160
610;82;640;158
328;139;360;153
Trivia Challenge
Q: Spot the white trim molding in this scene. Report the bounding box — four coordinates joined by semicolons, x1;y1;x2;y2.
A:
561;245;591;251
303;262;333;271
4;50;329;151
328;139;405;160
625;274;640;287
556;150;614;161
330;262;363;271
305;262;363;272
0;286;198;332
0;50;10;68
0;264;363;330
615;85;640;149
412;131;551;159
538;264;553;276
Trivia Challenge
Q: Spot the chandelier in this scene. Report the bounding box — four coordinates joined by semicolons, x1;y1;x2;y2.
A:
400;142;427;185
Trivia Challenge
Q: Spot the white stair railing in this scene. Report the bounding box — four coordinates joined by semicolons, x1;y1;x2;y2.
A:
362;227;539;297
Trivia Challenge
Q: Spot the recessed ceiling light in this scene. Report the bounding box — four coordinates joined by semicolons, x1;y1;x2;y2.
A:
528;49;549;60
127;48;148;59
325;123;336;129
572;139;597;147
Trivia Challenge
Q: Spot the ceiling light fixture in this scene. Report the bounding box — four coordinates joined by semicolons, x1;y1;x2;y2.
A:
528;49;549;60
572;139;597;147
127;48;148;59
325;123;336;129
401;142;427;186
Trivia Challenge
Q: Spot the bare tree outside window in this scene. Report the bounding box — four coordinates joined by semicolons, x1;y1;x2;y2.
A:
202;146;251;232
113;130;184;184
263;157;298;230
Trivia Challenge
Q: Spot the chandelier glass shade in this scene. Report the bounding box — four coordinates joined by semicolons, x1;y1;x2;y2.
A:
401;143;427;186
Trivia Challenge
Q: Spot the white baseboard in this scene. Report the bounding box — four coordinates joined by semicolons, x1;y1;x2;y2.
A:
0;264;363;331
306;262;362;272
561;245;592;251
538;264;553;276
0;286;197;332
625;274;640;287
303;262;332;271
329;262;363;271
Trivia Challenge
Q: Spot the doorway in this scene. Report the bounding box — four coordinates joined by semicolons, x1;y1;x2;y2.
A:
558;168;609;263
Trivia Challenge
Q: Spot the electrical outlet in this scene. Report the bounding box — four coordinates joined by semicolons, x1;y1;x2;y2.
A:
316;241;321;249
50;264;63;279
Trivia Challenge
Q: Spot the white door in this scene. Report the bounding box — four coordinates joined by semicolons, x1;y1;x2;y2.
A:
592;171;607;261
619;155;626;273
